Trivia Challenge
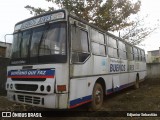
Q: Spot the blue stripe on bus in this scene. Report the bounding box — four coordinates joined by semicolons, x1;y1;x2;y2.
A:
107;82;135;94
70;95;92;108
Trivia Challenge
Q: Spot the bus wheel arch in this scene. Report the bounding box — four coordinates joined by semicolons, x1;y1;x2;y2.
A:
90;77;106;110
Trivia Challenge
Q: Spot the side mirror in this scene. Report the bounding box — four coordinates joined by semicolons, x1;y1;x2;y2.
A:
4;34;13;44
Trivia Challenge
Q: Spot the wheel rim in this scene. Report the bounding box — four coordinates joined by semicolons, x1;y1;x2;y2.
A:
95;88;102;105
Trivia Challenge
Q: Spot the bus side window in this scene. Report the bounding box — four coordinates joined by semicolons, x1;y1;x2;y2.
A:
141;50;146;62
127;45;134;61
137;49;141;61
140;50;143;61
118;41;127;59
90;28;106;56
133;47;138;61
108;37;118;58
71;25;90;63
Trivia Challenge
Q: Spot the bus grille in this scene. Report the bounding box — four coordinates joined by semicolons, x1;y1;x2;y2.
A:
17;95;41;104
15;84;38;91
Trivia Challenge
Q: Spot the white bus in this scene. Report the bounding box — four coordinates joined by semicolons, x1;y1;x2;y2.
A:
6;9;146;110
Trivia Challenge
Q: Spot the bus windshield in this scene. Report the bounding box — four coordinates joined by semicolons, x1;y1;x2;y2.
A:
11;22;66;64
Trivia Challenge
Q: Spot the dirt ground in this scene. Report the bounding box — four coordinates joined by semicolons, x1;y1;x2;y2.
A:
0;78;160;120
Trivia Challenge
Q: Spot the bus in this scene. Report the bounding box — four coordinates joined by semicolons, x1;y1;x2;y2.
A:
6;9;146;110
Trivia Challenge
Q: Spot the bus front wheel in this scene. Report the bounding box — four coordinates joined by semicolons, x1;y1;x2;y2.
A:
90;83;103;110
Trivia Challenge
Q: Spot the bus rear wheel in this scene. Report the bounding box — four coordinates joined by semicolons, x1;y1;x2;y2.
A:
90;83;103;111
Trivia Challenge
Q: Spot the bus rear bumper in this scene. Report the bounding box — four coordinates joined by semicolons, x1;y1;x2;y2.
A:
7;91;58;109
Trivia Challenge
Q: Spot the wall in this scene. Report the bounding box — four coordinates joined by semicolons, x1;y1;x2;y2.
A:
146;51;160;63
0;42;12;58
147;63;160;78
0;58;10;95
147;48;160;63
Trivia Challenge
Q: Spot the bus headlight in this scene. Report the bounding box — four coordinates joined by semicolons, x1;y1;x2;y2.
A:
10;84;13;89
40;85;44;91
46;85;51;92
7;83;9;88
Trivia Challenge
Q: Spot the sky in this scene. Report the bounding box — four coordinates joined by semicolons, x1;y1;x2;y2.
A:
0;0;160;53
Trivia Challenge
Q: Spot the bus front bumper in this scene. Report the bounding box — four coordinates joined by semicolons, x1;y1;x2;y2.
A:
7;91;66;109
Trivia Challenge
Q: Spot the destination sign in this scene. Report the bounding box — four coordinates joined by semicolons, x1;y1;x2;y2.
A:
8;69;55;78
15;12;65;31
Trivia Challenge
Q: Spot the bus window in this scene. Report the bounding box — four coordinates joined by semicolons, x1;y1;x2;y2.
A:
12;33;22;58
108;37;118;58
108;37;117;48
90;29;105;44
133;47;138;61
140;50;143;61
131;47;134;60
141;50;146;62
71;25;90;63
39;23;66;56
127;45;134;61
91;42;105;56
137;49;141;61
118;41;127;59
130;53;134;60
90;28;106;56
21;30;31;58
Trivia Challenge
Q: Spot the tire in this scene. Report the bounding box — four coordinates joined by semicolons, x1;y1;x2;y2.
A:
134;75;140;89
90;83;104;111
